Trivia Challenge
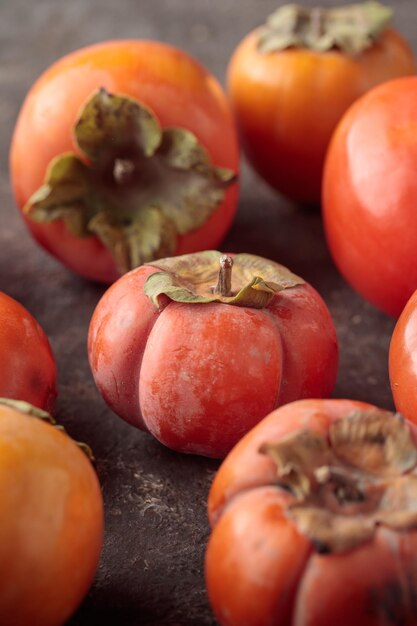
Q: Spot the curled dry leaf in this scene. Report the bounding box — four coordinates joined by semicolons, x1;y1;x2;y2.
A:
261;407;417;553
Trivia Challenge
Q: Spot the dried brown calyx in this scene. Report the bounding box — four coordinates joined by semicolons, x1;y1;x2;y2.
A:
258;2;393;56
24;89;236;274
0;398;94;462
144;250;304;310
261;408;417;553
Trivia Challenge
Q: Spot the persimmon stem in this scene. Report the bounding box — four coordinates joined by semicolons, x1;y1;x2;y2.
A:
113;158;135;185
215;255;233;296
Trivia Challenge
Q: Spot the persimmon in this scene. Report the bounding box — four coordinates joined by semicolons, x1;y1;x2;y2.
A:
323;77;417;317
206;398;417;626
389;290;417;422
0;399;103;626
10;40;239;282
88;251;338;458
0;291;56;411
228;2;415;204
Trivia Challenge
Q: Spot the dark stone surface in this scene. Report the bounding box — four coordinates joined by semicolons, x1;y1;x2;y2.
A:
1;0;415;624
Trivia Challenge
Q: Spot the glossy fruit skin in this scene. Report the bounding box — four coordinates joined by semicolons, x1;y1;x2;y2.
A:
10;40;239;282
0;292;56;411
228;28;415;204
389;290;417;421
323;77;417;317
206;398;417;626
88;262;338;458
0;404;103;626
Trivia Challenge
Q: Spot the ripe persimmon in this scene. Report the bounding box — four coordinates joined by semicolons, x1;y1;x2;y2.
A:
207;398;417;625
88;252;338;457
228;2;415;204
10;40;239;281
0;292;56;411
0;400;103;626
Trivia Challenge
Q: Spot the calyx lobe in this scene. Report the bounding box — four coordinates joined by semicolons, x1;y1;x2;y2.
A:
258;2;392;55
0;398;94;462
144;250;304;310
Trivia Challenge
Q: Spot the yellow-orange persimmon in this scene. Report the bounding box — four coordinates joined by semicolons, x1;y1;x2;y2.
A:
0;400;103;626
228;3;415;204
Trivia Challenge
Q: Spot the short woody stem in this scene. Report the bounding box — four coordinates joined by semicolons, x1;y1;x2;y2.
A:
215;255;233;296
113;158;135;185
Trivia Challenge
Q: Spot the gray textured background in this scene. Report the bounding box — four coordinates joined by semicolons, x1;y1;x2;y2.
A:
1;1;415;624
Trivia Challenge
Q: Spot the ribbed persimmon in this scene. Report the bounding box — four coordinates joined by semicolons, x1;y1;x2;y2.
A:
207;399;417;626
88;251;338;457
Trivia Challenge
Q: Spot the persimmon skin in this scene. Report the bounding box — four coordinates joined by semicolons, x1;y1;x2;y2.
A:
0;292;56;411
139;302;284;457
87;265;160;429
0;405;103;626
10;40;239;282
389;290;417;422
206;487;312;626
323;77;417;317
206;399;417;626
88;263;338;458
228;28;415;204
293;527;417;626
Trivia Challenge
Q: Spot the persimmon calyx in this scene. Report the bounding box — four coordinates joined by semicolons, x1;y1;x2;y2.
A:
258;2;392;55
261;408;417;553
23;88;236;274
144;250;304;309
0;398;94;462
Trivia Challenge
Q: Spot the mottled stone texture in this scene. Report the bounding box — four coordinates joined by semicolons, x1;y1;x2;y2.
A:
1;0;415;624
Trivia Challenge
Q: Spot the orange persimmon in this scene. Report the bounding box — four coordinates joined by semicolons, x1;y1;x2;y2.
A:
88;252;338;458
389;290;417;421
207;398;417;625
323;77;417;317
0;400;103;626
0;292;56;411
10;40;239;282
228;2;415;204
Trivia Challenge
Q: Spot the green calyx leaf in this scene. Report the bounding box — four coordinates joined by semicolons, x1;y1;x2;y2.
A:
144;250;304;310
258;2;393;55
24;88;237;274
0;398;94;462
0;398;52;420
75;88;162;162
24;154;94;236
